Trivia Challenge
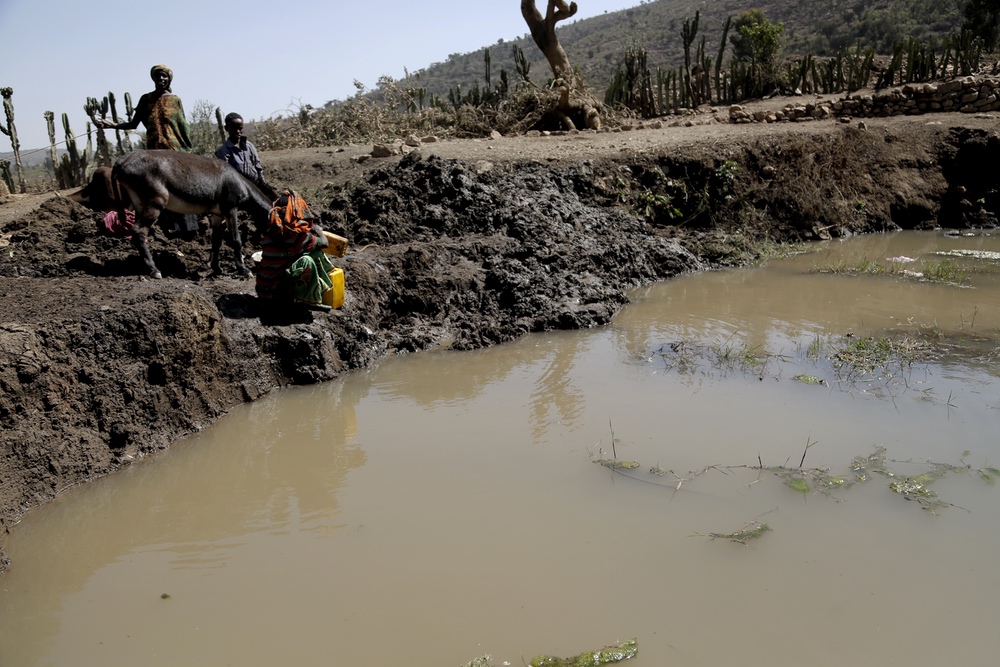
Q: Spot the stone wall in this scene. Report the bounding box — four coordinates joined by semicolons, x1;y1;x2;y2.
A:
730;76;1000;124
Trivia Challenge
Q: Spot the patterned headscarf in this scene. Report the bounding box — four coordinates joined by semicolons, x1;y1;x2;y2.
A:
150;65;173;92
269;190;315;233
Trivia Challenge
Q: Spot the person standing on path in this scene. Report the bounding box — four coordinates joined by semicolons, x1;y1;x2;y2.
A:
94;65;197;235
94;64;192;151
216;113;264;185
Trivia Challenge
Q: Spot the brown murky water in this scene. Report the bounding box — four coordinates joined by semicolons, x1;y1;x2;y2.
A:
2;231;999;666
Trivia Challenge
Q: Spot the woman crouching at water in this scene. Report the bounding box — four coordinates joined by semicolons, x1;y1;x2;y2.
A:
255;191;334;311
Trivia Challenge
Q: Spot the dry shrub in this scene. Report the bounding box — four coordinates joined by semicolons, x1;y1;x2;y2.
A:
251;79;612;150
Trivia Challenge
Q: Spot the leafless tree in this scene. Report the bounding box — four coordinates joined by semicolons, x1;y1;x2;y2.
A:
520;0;602;131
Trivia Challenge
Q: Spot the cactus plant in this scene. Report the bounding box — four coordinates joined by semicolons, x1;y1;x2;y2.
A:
55;113;91;188
0;160;12;195
85;96;113;166
0;87;27;193
715;16;733;104
513;44;531;83
107;91;132;154
214;107;226;143
44;110;60;187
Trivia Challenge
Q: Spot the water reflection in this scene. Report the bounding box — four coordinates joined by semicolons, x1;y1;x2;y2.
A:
529;336;587;442
370;333;590;441
0;378;367;665
616;231;1000;386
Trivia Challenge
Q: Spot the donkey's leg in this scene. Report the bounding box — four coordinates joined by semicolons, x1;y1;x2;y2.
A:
209;218;225;276
226;210;251;278
131;216;162;279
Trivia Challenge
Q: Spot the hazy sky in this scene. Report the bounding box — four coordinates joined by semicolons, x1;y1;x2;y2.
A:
1;0;641;151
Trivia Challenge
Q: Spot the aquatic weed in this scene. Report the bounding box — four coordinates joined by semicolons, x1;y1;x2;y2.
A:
707;519;772;545
921;258;971;286
592;438;993;517
530;638;638;667
811;256;973;286
830;335;931;380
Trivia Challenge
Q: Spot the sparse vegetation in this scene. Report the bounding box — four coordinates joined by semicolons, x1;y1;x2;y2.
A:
655;339;778;377
253;77;582;149
921;258;972;285
0;87;26;193
4;0;993;186
187;100;225;157
706;519;772;545
830;335;932;380
52;113;92;188
812;257;973;286
731;9;786;97
650;319;1000;399
530;638;638;667
962;0;1000;51
595;439;996;517
400;0;968;111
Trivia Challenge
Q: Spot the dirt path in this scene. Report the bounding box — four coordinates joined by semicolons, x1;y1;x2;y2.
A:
1;104;998;571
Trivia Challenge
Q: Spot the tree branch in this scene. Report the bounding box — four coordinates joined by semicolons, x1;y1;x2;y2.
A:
548;0;578;24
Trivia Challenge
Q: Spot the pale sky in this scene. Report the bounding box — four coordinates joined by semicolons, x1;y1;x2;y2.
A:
0;0;641;151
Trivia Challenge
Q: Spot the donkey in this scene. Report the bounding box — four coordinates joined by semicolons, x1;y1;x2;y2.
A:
70;150;273;279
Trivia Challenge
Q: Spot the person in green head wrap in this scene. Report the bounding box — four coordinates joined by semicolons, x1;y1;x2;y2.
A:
95;64;192;151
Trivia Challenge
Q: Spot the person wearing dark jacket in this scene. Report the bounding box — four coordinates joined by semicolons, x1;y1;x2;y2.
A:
216;113;265;186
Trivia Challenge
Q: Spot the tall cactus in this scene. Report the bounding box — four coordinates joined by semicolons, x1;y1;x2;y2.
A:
45;111;59;187
513;44;531;83
484;47;492;89
124;92;135;148
846;44;874;91
681;12;699;105
84;95;113;166
56;112;91;187
695;36;709;105
215;107;226;143
0;160;12;195
108;91;131;154
0;87;27;194
955;29;982;76
715;16;733;104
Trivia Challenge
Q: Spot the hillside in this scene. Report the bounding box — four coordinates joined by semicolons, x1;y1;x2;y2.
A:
373;0;965;105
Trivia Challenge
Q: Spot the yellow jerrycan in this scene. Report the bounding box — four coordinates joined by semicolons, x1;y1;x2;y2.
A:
322;267;345;309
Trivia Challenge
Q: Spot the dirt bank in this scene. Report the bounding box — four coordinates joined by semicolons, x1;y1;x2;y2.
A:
1;110;998;570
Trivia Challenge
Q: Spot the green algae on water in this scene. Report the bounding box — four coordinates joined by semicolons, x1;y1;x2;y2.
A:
707;520;772;545
978;467;1000;484
889;477;937;498
530;638;638;667
595;459;640;470
784;477;810;493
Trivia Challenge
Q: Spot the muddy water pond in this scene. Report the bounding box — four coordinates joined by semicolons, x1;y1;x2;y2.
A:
2;231;999;667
